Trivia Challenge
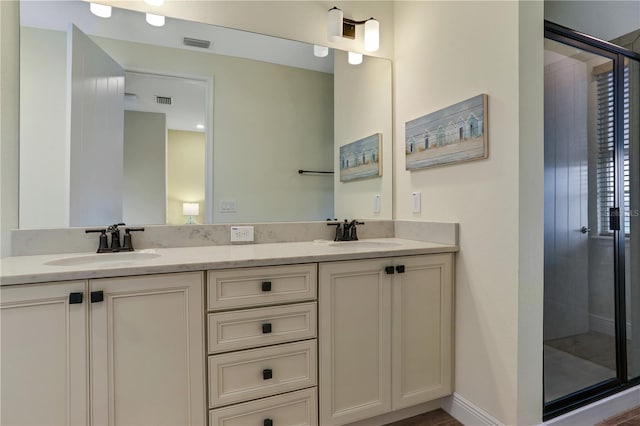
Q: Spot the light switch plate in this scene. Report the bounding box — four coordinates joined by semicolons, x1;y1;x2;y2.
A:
220;200;236;213
411;192;421;213
373;195;381;214
230;226;254;242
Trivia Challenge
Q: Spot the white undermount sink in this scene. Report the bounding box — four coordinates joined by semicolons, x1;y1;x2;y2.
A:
44;251;161;266
327;240;402;249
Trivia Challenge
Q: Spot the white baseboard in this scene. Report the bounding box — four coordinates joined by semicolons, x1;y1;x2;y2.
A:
589;314;632;337
440;393;504;426
543;384;640;426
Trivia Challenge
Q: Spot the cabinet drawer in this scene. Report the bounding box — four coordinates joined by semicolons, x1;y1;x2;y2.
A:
208;340;317;408
207;264;317;311
208;302;317;354
208;387;317;426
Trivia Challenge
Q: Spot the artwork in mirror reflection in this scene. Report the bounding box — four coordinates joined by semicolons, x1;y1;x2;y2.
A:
339;134;382;182
19;0;337;228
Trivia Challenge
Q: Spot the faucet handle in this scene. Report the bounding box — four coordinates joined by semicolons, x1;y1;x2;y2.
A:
326;221;343;241
122;228;145;252
85;228;110;253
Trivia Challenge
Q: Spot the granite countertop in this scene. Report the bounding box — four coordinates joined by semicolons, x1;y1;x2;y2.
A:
0;238;458;286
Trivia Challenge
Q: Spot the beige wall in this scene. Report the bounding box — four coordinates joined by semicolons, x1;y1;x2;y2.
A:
0;0;20;257
167;130;205;225
19;27;68;229
393;2;543;424
334;51;392;221
124;111;167;225
96;0;394;60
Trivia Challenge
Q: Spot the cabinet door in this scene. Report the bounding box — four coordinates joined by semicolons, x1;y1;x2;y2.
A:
319;259;392;426
90;272;205;426
1;281;88;426
392;254;454;410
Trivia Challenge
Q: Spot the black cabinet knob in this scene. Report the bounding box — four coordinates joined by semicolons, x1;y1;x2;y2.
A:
262;368;273;380
261;281;272;292
385;266;395;275
262;323;272;334
90;290;104;303
69;292;83;304
396;265;405;274
263;419;273;426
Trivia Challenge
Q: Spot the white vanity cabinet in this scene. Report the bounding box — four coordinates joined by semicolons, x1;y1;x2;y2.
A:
318;254;454;426
206;264;318;426
0;272;205;426
1;281;88;426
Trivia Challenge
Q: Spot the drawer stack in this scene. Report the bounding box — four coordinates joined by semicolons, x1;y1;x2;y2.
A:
207;264;318;426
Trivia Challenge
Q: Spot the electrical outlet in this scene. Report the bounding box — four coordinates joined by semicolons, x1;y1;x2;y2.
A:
230;226;254;242
373;195;381;214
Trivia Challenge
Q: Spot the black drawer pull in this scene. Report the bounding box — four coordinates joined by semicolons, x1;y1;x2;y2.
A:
396;265;405;274
385;266;395;275
262;368;272;380
262;323;272;334
264;419;273;426
90;291;104;303
261;281;272;292
69;292;83;304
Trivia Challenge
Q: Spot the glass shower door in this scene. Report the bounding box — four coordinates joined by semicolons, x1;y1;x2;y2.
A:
543;38;618;404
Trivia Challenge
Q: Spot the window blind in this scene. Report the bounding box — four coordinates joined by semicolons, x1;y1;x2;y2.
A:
596;66;630;235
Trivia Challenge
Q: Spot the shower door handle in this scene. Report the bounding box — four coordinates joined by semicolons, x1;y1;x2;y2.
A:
580;226;591;234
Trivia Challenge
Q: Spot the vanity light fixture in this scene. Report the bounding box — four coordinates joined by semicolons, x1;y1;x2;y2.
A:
89;3;112;18
196;124;205;130
144;0;164;6
313;45;329;58
327;6;380;52
348;52;363;65
146;12;165;27
182;203;199;224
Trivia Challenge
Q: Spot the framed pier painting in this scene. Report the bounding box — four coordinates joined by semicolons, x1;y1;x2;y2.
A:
405;94;488;170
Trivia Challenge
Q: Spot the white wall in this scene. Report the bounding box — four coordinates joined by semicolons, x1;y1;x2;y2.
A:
0;0;20;257
334;51;392;221
19;27;69;229
97;0;394;60
393;2;543;424
93;36;334;224
123;110;166;225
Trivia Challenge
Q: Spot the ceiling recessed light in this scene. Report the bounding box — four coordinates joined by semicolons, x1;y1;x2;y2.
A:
196;124;205;130
89;3;112;18
146;13;165;27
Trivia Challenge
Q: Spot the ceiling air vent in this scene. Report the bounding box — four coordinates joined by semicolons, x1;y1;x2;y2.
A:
183;37;211;49
155;96;172;105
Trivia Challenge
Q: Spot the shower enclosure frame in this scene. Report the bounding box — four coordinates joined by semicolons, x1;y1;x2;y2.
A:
543;20;640;420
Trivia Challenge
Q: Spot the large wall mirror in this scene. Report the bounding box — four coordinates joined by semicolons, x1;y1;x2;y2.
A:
19;1;392;229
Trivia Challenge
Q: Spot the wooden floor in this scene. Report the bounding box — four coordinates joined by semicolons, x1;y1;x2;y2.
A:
597;406;640;426
385;409;462;426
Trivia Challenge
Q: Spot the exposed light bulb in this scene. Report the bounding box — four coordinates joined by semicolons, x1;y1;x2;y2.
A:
313;45;329;58
348;52;363;65
146;13;165;27
144;0;164;5
364;18;379;52
89;3;112;18
196;124;205;130
327;7;343;41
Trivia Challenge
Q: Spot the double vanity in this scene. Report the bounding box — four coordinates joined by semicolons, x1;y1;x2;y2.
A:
1;230;457;426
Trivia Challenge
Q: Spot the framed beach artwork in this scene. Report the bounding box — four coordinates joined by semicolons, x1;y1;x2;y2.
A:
339;133;382;182
405;94;488;170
